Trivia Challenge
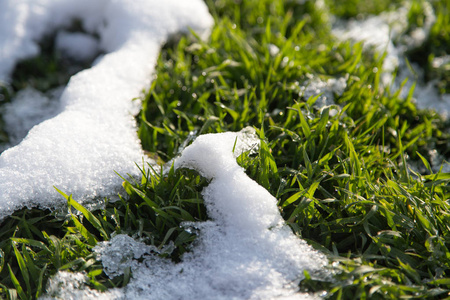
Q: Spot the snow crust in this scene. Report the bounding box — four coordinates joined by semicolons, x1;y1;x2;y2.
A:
332;2;450;118
51;129;328;299
0;0;213;220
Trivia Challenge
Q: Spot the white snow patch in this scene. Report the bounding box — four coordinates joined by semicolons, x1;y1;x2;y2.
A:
431;55;450;69
300;76;347;108
332;2;450;118
47;129;328;299
40;271;122;300
0;0;213;220
429;149;450;174
332;6;409;85
413;82;450;119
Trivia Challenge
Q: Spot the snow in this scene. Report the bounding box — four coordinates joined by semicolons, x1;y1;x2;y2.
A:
55;31;100;62
40;271;123;300
429;149;450;174
300;76;347;108
49;129;328;299
0;0;213;220
0;0;107;81
0;2;328;298
332;1;450;119
431;55;450;69
1;87;63;147
332;5;410;86
333;15;401;79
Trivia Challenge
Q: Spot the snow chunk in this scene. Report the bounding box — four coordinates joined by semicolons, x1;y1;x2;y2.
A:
94;234;169;279
0;0;214;220
83;129;327;300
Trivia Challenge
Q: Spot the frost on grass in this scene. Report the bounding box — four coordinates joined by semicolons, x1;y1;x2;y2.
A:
0;0;213;220
332;1;450;119
46;129;328;300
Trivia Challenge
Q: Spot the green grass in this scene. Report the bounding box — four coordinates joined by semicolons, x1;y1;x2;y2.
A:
1;0;450;299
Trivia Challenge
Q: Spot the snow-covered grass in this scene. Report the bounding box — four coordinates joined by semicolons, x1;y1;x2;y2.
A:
1;0;450;299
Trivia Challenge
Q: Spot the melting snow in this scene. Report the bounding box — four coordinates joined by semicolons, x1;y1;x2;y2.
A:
0;1;329;299
40;271;122;300
47;129;328;299
300;76;347;108
332;1;450;119
0;0;213;220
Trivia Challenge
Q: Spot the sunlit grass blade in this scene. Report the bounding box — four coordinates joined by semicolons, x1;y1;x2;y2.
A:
55;187;108;241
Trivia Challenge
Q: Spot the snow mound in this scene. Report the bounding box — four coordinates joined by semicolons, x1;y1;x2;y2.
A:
49;129;328;299
0;0;213;220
